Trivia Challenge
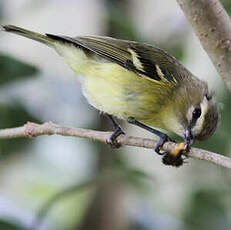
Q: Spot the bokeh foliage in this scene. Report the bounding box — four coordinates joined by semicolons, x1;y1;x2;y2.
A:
0;53;40;157
0;0;231;230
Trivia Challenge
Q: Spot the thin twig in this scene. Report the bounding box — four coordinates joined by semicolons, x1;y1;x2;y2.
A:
0;121;231;169
176;0;231;91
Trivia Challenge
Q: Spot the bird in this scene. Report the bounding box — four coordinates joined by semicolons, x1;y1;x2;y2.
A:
1;25;219;167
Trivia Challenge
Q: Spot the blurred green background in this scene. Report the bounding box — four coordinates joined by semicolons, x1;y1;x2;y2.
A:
0;0;231;230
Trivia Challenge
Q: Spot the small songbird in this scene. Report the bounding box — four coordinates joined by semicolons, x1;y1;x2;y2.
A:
1;25;219;167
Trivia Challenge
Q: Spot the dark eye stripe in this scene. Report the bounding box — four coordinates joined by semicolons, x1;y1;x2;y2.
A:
205;94;212;101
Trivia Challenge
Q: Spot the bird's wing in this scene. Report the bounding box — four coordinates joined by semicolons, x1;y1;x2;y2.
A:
46;34;181;83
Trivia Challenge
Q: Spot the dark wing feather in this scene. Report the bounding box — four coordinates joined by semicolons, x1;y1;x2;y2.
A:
46;34;182;83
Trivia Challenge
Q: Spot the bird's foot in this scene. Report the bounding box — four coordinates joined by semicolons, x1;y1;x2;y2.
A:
106;126;125;148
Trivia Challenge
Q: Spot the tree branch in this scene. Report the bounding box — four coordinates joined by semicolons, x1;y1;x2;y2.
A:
176;0;231;91
1;121;231;169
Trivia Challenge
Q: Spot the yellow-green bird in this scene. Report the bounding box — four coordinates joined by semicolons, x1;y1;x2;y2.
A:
1;25;219;167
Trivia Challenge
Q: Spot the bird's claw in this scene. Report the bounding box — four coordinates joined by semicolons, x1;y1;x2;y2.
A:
154;134;175;155
106;126;125;149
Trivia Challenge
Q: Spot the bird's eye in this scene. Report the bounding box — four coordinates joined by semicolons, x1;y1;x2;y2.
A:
192;107;201;120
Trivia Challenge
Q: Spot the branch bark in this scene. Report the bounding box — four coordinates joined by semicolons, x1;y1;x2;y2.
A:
176;0;231;91
1;121;231;169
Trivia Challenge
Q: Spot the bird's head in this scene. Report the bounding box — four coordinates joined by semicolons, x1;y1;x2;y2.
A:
174;82;220;145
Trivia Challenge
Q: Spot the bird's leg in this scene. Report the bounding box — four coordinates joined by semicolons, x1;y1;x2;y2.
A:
127;117;173;154
106;115;125;148
127;117;184;167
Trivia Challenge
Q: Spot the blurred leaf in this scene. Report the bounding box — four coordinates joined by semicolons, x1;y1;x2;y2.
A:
105;0;141;41
32;178;96;230
106;13;141;41
0;0;7;21
0;2;4;21
0;101;41;157
0;219;25;230
122;167;152;191
219;93;231;136
0;102;38;129
0;54;39;85
184;189;231;230
222;0;231;15
165;45;185;62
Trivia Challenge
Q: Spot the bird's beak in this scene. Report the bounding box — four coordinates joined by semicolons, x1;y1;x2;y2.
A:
185;128;194;147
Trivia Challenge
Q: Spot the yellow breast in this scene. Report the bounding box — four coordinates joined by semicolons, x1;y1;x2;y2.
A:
83;63;170;127
55;43;177;131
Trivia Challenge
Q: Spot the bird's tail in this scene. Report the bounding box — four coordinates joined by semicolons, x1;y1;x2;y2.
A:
1;25;55;46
